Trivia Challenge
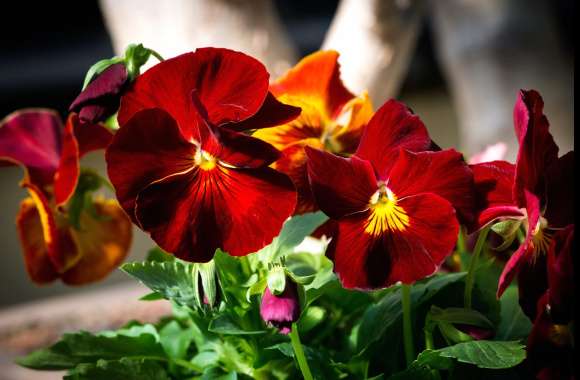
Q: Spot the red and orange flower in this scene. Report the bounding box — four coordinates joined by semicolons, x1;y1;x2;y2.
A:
253;51;374;214
305;100;474;289
471;90;574;313
107;47;300;262
0;110;131;284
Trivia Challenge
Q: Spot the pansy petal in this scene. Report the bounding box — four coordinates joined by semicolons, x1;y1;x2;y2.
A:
223;92;301;132
270;50;353;119
119;48;269;138
387;149;475;226
21;182;80;274
72;117;113;157
471;160;523;229
61;199;132;285
517;253;548;320
513;90;559;206
305;147;377;219
0;109;62;187
135;166;296;261
497;190;541;297
355;100;431;176
544;151;574;228
333;91;374;154
547;225;574;323
332;193;458;289
15;198;59;284
106;108;196;221
53;116;80;207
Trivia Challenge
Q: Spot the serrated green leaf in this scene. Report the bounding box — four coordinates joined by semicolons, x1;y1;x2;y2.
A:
146;247;174;262
17;331;165;370
121;260;198;308
415;340;526;370
64;358;170;380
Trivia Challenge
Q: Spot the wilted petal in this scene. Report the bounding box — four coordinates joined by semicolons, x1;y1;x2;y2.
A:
332;193;458;289
0;109;62;187
135;165;296;262
305;147;377;219
513;90;559;206
355;100;431;176
61;199;132;285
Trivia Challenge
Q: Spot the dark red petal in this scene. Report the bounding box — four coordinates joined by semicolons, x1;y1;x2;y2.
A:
547;225;574;323
497;190;541;297
276;144;317;214
106;108;196;222
544;151;574;228
355;100;431;177
15;198;59;284
223;92;301;132
0;109;62;187
69;63;128;123
134;166;296;261
517;253;548;321
61;199;132;285
332;193;458;289
513;90;559;206
71;116;113;157
270;50;353;119
54;116;80;206
387;149;475;226
305;146;377;219
119;48;269;138
471;160;524;229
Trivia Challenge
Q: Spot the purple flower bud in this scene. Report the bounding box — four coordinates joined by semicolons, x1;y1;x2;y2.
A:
260;281;300;335
69;63;128;123
455;324;495;340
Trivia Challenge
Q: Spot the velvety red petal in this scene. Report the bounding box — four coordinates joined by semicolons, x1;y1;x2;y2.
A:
62;199;132;285
0;109;62;187
497;190;541;297
513;90;559;206
106;108;196;221
15;198;59;284
547;225;574;323
134;165;296;261
270;50;353;119
471;160;524;229
332;193;458;289
53;115;80;206
222;92;301;132
387;149;475;226
544;151;574;228
305;146;377;219
355;100;431;176
71;116;113;156
276;143;318;214
517;253;548;321
21;182;80;274
119;48;269;139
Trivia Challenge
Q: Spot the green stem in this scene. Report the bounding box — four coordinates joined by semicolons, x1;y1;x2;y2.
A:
402;284;415;366
149;49;165;62
290;323;314;380
464;226;490;309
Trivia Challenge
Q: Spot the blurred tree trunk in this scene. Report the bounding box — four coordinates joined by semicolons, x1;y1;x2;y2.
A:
322;0;426;104
99;0;298;77
430;0;574;158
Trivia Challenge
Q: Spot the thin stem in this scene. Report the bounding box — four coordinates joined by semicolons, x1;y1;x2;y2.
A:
289;323;314;380
149;49;165;62
464;226;490;309
401;284;415;366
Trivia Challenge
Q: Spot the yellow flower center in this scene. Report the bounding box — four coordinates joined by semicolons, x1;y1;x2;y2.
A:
195;150;217;171
531;216;552;258
364;185;409;236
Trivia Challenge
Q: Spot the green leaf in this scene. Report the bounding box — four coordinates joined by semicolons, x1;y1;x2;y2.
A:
355;272;466;354
139;292;165;301
64;358;170;380
159;321;195;359
415;340;526;370
428;306;494;329
81;57;123;90
298;306;326;333
246;277;267;302
17;331;165;370
495;287;532;340
255;212;328;262
123;44;153;80
121;260;198;308
201;367;238;380
146;247;174;262
208;314;266;335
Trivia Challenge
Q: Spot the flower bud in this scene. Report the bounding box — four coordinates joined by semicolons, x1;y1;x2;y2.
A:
260;280;300;334
69;63;128;123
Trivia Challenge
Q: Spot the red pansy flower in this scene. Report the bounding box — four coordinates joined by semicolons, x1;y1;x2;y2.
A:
107;48;299;262
471;90;574;308
306;100;474;289
253;51;374;214
0;109;131;285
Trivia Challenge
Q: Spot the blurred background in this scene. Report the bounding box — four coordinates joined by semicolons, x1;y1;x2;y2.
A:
0;0;574;376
